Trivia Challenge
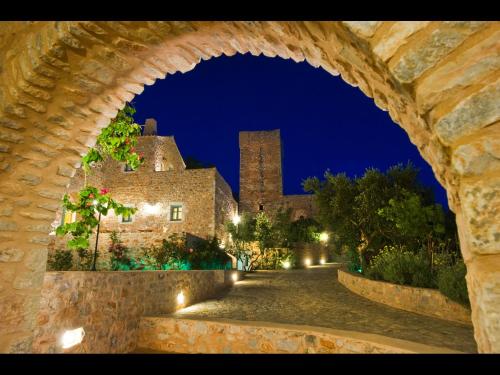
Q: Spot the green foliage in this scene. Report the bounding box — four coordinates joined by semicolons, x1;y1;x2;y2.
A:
256;248;296;270
437;260;470;306
47;249;73;271
288;217;322;244
141;233;230;270
365;245;435;288
378;189;446;252
255;212;274;252
303;162;459;269
83;104;144;172
56;186;136;252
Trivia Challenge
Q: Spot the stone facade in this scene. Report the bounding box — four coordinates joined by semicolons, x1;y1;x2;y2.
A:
338;269;472;325
33;269;237;353
239;129;316;219
49;129;237;260
0;21;498;352
136;317;460;353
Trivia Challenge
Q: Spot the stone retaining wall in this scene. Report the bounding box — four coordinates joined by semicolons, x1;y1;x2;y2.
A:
136;317;461;353
338;269;471;325
33;269;239;353
293;243;331;267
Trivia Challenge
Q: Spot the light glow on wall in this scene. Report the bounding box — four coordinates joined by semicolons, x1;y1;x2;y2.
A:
143;203;161;215
177;291;185;306
320;258;326;265
232;214;241;226
283;261;291;269
304;258;312;267
232;273;238;282
319;232;329;243
61;327;85;349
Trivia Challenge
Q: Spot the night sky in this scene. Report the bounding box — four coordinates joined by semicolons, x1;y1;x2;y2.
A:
132;53;449;208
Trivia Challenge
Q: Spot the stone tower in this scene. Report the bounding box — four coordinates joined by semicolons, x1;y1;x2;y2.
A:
239;130;283;215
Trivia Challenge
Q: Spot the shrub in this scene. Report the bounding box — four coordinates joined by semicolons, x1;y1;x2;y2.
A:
109;231;137;271
189;236;231;270
437;260;470;307
47;249;73;271
257;248;296;270
365;245;435;288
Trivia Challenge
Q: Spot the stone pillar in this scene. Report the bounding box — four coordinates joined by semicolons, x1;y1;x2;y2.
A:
456;175;500;353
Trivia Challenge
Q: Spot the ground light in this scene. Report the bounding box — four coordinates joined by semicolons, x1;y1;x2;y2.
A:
177;291;185;306
232;273;238;282
304;258;312;267
282;261;291;269
320;258;326;265
61;327;85;349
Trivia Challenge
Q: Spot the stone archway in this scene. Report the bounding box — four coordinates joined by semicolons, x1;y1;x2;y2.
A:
0;21;498;353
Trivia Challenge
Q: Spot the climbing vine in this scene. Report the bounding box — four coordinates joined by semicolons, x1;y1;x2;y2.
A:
56;103;144;257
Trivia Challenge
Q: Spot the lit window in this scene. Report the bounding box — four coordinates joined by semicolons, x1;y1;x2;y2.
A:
170;205;183;221
122;212;133;223
124;164;133;172
61;208;76;225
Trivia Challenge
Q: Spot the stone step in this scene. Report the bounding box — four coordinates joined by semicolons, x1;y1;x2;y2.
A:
136;316;462;354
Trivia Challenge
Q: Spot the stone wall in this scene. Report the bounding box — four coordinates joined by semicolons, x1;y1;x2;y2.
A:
136;317;460;353
338;269;472;325
293;242;331;267
0;21;498;352
33;269;235;353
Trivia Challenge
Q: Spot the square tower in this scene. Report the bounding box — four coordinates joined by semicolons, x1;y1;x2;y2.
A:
239;130;283;215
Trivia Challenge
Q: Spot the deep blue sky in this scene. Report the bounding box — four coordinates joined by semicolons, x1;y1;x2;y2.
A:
132;54;448;208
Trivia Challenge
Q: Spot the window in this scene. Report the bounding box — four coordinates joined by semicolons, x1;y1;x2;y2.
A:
259;204;264;211
121;211;133;223
61;208;76;225
170;205;183;221
124;164;133;172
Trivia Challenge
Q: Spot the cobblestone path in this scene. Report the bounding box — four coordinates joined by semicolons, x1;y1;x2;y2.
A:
172;264;477;352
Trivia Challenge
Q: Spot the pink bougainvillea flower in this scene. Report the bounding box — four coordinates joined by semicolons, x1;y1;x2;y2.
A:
100;188;110;195
125;138;130;145
88;193;95;199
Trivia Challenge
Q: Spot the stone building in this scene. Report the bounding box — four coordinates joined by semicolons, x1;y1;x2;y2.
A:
239;129;316;220
50;119;238;256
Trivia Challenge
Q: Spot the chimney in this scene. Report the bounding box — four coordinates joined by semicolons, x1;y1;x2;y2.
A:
143;118;157;136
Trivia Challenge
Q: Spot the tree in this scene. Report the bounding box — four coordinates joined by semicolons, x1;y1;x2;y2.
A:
303;162;455;269
56;104;144;270
226;213;258;271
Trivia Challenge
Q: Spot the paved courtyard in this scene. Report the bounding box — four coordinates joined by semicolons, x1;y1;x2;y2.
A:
172;264;477;353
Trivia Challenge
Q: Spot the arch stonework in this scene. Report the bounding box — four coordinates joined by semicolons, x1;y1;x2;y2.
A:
0;21;498;353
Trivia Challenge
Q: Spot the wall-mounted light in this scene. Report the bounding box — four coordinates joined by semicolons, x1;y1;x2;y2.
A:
61;327;85;349
143;203;161;215
177;291;185;306
232;273;238;282
232;214;241;226
304;258;312;267
319;232;329;243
